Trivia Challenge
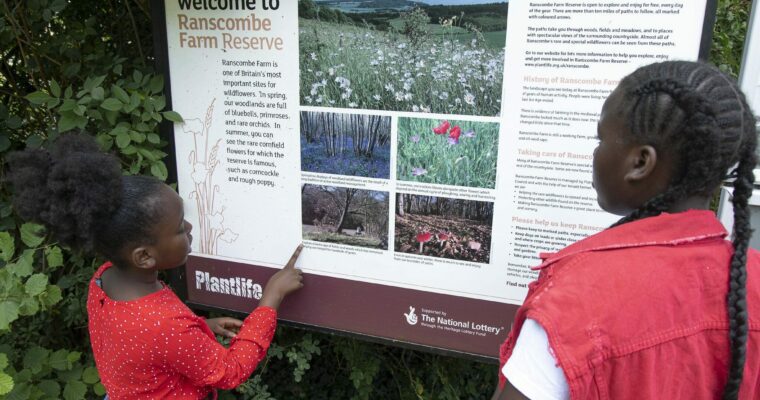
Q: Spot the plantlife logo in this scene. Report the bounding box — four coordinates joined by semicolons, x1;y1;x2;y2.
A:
195;271;262;299
404;306;418;325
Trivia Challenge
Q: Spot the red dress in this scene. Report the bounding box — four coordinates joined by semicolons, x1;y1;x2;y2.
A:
87;262;276;399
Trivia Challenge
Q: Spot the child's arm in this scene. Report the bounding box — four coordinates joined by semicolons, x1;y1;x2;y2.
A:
205;317;243;338
257;244;304;310
496;319;569;400
157;306;278;389
157;245;304;389
203;244;304;339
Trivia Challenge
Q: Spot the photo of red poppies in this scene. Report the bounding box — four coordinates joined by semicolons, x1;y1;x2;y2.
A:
394;193;493;263
396;117;499;189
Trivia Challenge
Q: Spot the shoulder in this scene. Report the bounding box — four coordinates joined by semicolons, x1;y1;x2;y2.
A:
144;289;198;320
96;287;197;327
544;234;733;294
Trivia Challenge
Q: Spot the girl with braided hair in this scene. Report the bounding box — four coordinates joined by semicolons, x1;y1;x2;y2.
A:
6;134;305;399
493;61;760;399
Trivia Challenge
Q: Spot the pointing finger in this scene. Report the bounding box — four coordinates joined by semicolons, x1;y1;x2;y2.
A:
285;244;304;269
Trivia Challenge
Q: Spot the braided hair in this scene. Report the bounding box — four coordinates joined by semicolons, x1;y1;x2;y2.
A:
6;134;167;268
611;61;757;399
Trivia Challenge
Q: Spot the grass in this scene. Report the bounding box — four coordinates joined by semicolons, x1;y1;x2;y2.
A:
387;19;506;48
304;231;386;249
396;117;499;188
299;19;504;116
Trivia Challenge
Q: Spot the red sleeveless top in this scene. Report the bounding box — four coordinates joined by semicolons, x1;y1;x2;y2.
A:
499;210;760;399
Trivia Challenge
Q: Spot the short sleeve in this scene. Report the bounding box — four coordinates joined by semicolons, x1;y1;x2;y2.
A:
502;319;570;400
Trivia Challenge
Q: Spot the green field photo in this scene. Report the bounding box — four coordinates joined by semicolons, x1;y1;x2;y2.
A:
397;117;499;188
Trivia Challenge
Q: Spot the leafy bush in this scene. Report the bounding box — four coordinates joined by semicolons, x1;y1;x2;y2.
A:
0;0;751;398
710;0;753;77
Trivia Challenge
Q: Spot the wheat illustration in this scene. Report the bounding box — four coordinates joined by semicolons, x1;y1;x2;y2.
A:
183;99;239;255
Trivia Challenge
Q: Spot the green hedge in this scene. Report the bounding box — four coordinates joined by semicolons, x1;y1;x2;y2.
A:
0;0;752;398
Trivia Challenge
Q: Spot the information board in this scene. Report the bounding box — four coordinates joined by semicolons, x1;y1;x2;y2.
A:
153;0;715;359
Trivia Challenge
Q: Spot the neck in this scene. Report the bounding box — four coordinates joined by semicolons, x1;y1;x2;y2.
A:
667;195;711;213
113;265;158;284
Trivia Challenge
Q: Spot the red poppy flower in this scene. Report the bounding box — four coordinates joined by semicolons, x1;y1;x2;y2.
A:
449;126;461;140
433;120;450;135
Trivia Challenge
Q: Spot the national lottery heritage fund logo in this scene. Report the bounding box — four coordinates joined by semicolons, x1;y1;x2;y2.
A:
195;270;263;300
404;306;504;337
404;306;418;325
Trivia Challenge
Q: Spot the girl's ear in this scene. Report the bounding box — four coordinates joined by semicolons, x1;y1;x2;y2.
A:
624;145;658;182
131;247;157;270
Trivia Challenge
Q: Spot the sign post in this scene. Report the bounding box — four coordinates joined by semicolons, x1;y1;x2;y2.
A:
153;0;716;359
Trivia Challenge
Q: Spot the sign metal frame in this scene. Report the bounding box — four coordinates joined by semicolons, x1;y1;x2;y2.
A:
151;0;718;361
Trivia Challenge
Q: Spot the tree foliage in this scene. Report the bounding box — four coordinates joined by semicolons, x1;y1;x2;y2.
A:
710;0;753;77
0;0;753;398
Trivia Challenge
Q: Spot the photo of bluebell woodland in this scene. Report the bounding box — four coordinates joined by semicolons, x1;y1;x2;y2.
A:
301;111;391;178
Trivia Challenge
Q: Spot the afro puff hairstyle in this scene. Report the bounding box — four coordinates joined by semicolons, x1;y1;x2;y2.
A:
7;134;167;268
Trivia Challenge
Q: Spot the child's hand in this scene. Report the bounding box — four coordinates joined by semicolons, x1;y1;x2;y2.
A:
259;244;304;310
205;317;243;338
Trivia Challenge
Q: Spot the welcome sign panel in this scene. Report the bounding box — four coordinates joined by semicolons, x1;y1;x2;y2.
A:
155;0;712;358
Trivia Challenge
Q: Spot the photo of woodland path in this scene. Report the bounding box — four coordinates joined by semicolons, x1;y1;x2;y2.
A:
397;117;499;188
302;184;390;249
301;111;391;178
299;0;508;116
395;193;493;263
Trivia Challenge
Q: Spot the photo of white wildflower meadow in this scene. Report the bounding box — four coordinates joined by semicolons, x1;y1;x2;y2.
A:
299;0;508;116
397;117;499;188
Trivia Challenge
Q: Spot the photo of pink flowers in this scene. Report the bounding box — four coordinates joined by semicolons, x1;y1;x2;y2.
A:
302;184;390;250
395;193;493;263
397;117;499;188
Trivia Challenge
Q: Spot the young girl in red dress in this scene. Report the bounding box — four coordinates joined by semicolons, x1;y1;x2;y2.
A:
494;61;760;399
8;134;304;399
